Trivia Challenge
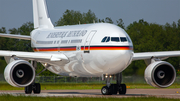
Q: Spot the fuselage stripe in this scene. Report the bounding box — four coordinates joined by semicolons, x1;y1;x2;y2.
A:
33;46;133;52
82;46;132;50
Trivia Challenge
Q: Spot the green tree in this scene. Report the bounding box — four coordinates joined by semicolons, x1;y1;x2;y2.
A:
82;10;98;24
116;18;125;29
7;22;33;51
55;9;98;26
105;17;113;24
124;19;180;76
98;19;105;23
0;27;8;73
0;27;8;50
99;17;113;24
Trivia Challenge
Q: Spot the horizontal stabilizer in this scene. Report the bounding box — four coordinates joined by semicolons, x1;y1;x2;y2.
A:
0;33;31;40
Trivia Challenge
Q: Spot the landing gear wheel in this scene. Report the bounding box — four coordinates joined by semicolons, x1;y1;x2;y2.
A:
101;86;111;95
33;83;41;94
119;84;126;95
25;84;32;94
109;84;118;94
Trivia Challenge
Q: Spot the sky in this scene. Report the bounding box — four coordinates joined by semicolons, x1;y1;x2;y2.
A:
0;0;179;32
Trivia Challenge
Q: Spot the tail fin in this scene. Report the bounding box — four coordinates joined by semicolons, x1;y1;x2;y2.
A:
32;0;54;29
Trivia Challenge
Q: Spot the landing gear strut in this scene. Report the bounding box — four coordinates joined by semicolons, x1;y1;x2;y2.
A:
101;73;126;95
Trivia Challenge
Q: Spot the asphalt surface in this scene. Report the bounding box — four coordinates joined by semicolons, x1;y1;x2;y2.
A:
1;89;180;99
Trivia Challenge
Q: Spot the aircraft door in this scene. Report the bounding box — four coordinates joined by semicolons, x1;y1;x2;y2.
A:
84;30;96;53
58;40;61;52
58;38;63;52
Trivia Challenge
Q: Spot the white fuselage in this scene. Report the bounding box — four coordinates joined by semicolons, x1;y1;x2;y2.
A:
31;23;134;77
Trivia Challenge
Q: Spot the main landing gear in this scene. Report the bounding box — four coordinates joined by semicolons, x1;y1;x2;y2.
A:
101;73;126;95
25;83;41;94
25;61;41;94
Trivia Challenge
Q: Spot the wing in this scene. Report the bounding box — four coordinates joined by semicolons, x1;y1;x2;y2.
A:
0;50;69;65
0;33;31;40
133;51;180;61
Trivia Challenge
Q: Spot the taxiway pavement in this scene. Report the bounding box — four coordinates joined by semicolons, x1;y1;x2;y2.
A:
0;89;180;99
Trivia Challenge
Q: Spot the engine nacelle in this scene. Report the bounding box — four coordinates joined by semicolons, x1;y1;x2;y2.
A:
145;61;176;88
4;60;35;87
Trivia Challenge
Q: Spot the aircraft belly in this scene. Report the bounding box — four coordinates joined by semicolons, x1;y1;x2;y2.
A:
41;50;133;77
84;50;133;75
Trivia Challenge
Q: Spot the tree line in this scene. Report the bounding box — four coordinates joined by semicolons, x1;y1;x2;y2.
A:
0;9;180;76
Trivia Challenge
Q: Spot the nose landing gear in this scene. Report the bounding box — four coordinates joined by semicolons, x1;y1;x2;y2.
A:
101;73;126;95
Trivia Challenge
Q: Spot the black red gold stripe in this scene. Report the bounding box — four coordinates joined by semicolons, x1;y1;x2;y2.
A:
33;48;58;52
33;46;76;52
81;46;133;50
33;46;133;52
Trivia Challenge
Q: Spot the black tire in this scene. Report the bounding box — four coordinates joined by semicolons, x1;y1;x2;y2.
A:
101;86;110;95
119;84;126;95
25;85;32;94
33;83;41;94
109;84;118;95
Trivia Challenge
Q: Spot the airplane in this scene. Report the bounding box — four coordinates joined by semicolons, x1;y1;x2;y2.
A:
0;0;179;95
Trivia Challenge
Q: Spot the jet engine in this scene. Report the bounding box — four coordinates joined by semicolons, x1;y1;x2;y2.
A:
4;60;35;87
144;61;176;88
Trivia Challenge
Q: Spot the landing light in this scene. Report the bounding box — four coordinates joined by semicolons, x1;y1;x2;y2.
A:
44;63;48;67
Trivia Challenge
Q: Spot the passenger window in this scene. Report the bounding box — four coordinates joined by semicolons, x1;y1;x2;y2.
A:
111;37;120;42
120;37;127;42
101;37;107;42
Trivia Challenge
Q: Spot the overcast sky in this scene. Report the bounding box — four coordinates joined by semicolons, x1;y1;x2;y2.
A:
0;0;179;32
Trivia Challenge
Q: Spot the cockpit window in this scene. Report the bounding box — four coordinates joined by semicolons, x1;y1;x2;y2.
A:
106;37;110;42
101;37;107;42
101;36;110;42
120;37;127;42
111;37;120;42
101;36;129;43
126;37;131;42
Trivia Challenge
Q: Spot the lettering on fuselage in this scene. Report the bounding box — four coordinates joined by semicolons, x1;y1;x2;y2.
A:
67;30;87;37
46;31;68;38
46;30;87;39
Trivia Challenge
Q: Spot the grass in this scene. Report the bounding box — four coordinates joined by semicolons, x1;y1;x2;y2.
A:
0;94;179;101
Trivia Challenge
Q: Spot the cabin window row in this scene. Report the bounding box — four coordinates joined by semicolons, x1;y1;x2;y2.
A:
36;39;82;44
